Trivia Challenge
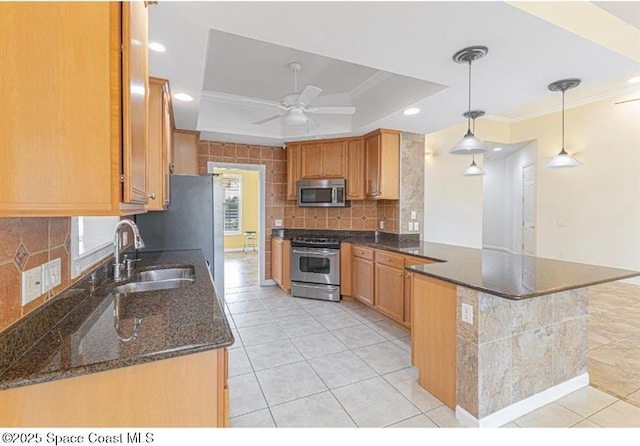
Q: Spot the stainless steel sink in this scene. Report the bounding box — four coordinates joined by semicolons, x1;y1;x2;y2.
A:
133;266;195;282
111;266;195;294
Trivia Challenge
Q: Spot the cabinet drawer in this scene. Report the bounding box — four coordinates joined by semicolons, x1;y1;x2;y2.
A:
353;246;374;260
375;250;405;269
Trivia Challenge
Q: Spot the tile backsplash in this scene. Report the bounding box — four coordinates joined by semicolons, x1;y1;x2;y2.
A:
0;217;71;332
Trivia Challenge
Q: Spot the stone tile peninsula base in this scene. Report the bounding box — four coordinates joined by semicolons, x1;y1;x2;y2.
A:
411;273;590;427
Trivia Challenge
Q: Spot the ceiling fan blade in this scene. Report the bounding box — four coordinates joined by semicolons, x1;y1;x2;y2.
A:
253;114;283;125
296;85;322;106
240;97;287;110
306;106;356;115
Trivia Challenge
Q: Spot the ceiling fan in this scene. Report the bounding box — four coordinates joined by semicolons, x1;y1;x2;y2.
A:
242;62;356;127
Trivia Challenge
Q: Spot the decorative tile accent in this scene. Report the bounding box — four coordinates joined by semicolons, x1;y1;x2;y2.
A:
14;244;28;270
0;218;22;263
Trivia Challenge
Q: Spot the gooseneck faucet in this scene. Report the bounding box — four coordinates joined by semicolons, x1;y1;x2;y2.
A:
113;220;145;280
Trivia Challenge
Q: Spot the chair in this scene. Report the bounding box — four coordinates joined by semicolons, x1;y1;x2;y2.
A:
242;231;257;253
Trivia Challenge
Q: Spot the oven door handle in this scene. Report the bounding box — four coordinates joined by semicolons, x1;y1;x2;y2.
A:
292;248;339;256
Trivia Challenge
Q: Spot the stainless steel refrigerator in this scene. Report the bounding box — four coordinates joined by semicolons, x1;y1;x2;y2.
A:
135;174;225;297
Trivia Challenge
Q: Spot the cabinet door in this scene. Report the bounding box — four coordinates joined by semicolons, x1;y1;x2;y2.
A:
0;2;118;215
404;271;412;325
300;143;323;178
281;239;291;292
378;131;400;200
320;141;347;178
286;143;301;200
146;78;164;211
121;1;149;205
346;138;365;200
375;263;404;322
271;237;283;285
162;84;173;207
352;256;374;306
365;134;381;198
172;130;198;175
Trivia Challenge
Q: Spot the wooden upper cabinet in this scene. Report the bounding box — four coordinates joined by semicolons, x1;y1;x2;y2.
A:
0;2;149;216
146;77;173;211
121;1;149;205
346;137;365;200
364;129;400;200
300;141;347;179
286;143;301;200
172;130;199;175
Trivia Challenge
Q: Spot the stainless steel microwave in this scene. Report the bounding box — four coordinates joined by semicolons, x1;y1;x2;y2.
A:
296;179;348;207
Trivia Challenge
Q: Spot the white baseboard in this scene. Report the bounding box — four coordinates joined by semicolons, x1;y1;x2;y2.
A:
482;244;517;254
455;373;589;428
622;276;640;286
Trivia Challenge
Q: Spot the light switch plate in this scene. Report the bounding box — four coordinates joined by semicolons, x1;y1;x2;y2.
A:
42;258;62;293
461;303;474;324
22;266;43;306
408;222;414;231
379;220;384;229
274;219;283;227
411;211;417;220
414;222;420;231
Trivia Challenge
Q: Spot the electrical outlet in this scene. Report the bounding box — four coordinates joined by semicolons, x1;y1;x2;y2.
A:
274;219;283;227
408;222;414;231
461;303;474;324
42;258;62;293
414;222;419;231
22;266;43;306
379;220;384;230
121;231;128;247
411;211;417;220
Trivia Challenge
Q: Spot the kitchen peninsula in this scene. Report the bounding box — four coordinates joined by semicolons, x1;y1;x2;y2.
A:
274;229;640;427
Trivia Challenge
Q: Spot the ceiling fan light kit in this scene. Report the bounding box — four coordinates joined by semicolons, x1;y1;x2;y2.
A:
546;78;582;168
250;61;356;130
449;46;489;155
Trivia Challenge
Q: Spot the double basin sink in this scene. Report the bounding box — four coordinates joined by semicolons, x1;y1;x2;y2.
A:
111;266;195;294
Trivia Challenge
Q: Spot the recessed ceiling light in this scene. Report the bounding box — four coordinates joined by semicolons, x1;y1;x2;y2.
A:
403;108;420;116
149;42;166;53
174;93;194;102
628;76;640;84
493;147;502;151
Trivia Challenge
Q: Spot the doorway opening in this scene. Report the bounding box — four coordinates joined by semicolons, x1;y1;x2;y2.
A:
482;140;537;254
208;162;266;291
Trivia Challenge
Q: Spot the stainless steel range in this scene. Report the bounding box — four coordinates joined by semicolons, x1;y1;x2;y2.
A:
290;236;341;302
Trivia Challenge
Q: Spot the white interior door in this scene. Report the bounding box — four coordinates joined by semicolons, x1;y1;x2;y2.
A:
522;163;536;255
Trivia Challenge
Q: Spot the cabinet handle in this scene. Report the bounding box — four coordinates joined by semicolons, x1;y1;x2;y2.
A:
148;193;156;200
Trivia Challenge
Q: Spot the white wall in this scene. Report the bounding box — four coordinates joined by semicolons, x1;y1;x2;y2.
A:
511;92;640;273
424;120;511;248
426;91;640;281
482;158;507;251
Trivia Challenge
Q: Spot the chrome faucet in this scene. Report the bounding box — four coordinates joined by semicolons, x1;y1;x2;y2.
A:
113;220;145;280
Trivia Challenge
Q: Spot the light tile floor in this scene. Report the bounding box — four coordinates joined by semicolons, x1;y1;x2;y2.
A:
223;252;640;428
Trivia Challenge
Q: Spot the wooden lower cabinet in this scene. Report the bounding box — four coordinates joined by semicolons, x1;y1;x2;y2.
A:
411;274;457;410
0;349;229;427
271;236;291;292
374;251;405;322
347;246;434;327
340;242;353;296
352;246;374;306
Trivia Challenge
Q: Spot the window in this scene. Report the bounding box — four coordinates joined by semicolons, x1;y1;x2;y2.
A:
222;174;242;234
70;216;119;278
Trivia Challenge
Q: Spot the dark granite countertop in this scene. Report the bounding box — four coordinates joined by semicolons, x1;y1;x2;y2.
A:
0;250;234;391
272;229;640;300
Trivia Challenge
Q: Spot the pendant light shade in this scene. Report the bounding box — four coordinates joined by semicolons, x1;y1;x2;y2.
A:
450;46;489;155
464;155;485;176
546;78;582;168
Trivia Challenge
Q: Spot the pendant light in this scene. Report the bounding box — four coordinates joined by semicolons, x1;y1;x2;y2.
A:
462;110;485;176
546;78;582;168
449;46;489;155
